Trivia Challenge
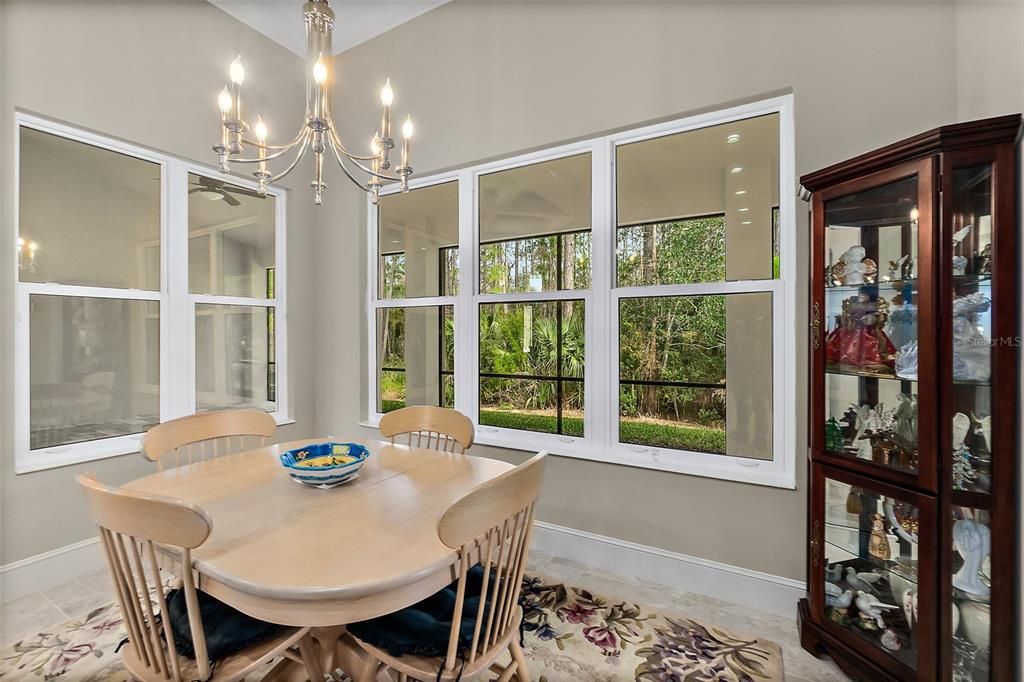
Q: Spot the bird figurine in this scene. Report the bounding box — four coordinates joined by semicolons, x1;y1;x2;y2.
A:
845;566;884;595
952;224;972;245
825;564;843;583
827;587;855;609
855;591;900;628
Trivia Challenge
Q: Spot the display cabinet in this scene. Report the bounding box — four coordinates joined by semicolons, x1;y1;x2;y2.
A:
797;115;1021;681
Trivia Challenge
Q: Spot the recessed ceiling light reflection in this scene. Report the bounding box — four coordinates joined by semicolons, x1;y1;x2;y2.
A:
726;134;741;144
735;190;747;195
730;167;743;174
738;207;750;212
741;220;752;225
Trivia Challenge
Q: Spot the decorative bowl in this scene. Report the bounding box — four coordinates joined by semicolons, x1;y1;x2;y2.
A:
280;442;370;487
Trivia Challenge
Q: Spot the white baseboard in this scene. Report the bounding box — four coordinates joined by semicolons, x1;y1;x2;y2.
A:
3;524;806;620
0;537;104;603
530;521;804;619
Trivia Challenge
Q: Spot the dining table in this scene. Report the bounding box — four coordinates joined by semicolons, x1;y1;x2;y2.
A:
123;436;515;678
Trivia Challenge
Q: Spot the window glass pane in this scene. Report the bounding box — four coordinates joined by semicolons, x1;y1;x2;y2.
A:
195;304;276;412
376;306;454;412
618;292;772;458
616;114;779;284
378;182;459;299
188;173;275;297
19;127;161;289
479;300;584;435
29;295;159;450
479;154;591;294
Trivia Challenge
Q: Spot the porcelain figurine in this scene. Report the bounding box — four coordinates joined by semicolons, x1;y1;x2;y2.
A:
952;255;969;275
976;242;992;274
855;591;899;629
972;413;992;453
880;628;902;651
952;293;992;382
885;255;910;282
824;417;845;452
952;602;961;637
825;582;854;609
825;294;897;372
868;513;891;560
902;590;915;628
884;301;917;350
893;394;918;447
952;519;991;598
895;340;918;380
825;564;843;583
952;413;977;491
845;567;883;595
831;245;878;285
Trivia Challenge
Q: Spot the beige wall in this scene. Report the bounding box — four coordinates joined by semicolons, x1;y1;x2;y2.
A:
0;0;1019;581
0;1;316;565
315;0;1019;581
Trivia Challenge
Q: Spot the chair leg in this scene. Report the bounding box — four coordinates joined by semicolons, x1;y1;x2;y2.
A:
298;634;324;681
358;653;381;682
509;639;531;682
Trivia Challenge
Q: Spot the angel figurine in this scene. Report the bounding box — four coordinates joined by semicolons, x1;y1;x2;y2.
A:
831;245;878;286
952;519;991;598
952;293;992;382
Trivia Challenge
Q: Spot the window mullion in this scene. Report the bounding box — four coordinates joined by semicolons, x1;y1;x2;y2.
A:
589;138;613;451
164;159;191;422
454;170;475;422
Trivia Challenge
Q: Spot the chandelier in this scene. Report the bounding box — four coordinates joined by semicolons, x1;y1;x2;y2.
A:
213;0;415;205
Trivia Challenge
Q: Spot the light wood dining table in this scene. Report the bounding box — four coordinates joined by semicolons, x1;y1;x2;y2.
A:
123;436;514;676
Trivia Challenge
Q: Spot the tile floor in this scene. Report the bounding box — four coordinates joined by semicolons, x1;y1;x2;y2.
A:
1;551;847;681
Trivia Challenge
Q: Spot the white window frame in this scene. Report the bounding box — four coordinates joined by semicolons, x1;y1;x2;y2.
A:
365;95;796;488
13;111;290;474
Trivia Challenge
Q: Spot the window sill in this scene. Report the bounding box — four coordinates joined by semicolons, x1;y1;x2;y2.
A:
16;434;144;474
359;415;794;487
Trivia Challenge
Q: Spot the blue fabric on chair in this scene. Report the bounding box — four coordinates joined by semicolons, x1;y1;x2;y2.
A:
165;588;284;662
347;564;491;659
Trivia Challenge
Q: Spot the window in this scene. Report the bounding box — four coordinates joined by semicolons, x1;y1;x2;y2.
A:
15;114;288;473
368;96;795;487
372;181;459;413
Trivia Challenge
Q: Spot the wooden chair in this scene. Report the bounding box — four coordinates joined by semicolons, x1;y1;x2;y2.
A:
142;409;276;470
378;406;475;454
76;473;323;682
349;451;547;682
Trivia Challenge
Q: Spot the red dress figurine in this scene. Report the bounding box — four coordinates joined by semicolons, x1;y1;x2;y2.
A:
826;293;897;374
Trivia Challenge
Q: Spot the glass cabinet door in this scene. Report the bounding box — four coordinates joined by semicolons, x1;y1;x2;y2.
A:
813;464;935;678
945;161;997;681
816;162;935;485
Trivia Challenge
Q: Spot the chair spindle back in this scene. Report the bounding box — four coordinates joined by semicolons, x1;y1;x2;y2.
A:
436;452;547;673
77;473;214;681
142;409;276;470
379;405;475;454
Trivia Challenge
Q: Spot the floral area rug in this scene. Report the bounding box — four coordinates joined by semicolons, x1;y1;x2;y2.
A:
1;575;784;681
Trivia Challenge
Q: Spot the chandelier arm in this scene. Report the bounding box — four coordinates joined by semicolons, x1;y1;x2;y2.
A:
241;124;309;150
223;136;307;164
345;155;405;182
327;133;375;191
267;131;313;184
326;121;384;162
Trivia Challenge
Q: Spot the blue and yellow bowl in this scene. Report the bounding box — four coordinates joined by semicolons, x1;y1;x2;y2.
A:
280;442;370;486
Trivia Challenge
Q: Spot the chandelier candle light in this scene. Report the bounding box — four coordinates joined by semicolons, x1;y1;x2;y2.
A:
212;0;415;205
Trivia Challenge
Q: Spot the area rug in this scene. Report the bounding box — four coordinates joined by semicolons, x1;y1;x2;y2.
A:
0;574;784;681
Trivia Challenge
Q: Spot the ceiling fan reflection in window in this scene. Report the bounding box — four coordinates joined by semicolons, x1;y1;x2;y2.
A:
188;176;264;206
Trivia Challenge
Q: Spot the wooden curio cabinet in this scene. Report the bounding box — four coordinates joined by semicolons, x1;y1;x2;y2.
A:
797;115;1021;681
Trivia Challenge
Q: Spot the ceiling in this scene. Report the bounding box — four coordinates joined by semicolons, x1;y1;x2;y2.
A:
208;0;452;56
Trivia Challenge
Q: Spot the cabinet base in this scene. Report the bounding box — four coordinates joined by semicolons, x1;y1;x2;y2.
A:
797;598;902;682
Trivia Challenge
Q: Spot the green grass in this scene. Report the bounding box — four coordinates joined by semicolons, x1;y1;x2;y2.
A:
379;402;725;454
